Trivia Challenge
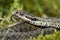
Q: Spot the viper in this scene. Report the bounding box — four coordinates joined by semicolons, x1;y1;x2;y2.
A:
11;10;60;29
0;10;59;40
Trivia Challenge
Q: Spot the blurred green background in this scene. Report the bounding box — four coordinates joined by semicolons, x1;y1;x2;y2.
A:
0;0;60;40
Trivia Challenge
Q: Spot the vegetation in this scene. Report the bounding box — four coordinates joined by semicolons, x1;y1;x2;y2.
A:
0;0;60;40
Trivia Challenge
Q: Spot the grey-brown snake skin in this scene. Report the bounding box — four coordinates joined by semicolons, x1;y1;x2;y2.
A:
0;10;60;40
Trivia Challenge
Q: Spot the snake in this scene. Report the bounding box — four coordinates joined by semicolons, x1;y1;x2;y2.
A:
0;10;59;40
11;10;60;29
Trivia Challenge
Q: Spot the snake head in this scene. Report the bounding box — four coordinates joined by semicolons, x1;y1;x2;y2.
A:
11;10;38;22
16;10;39;21
14;10;24;16
11;10;32;22
10;10;24;21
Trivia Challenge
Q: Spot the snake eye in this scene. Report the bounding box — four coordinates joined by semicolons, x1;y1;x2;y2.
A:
16;11;18;13
15;10;24;16
20;12;23;15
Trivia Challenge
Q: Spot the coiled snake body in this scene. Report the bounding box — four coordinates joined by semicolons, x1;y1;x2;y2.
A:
0;10;60;40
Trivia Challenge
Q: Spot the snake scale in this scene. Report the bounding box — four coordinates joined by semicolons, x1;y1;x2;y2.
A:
0;10;60;40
